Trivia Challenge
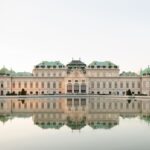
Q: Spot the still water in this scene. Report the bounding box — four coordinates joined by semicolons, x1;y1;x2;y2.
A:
0;96;150;150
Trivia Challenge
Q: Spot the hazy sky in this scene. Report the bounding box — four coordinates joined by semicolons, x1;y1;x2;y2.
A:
0;0;150;72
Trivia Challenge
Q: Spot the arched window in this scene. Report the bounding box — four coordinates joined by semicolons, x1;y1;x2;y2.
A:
81;84;86;93
74;83;79;93
67;83;72;93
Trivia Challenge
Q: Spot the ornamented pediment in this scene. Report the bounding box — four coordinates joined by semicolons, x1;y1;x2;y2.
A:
67;69;86;78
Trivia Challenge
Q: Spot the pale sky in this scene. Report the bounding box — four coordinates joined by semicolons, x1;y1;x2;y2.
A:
0;0;150;73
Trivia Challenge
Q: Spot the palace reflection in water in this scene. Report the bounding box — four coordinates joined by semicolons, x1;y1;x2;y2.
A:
0;96;150;130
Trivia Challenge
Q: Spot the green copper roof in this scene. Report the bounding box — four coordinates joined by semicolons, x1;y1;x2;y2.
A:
67;60;86;70
141;67;150;76
12;72;32;77
36;122;64;129
0;67;10;75
88;61;118;68
120;71;138;77
89;122;117;129
35;61;65;68
0;67;32;77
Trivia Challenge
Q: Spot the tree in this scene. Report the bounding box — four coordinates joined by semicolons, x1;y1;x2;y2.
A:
126;89;132;96
20;89;27;95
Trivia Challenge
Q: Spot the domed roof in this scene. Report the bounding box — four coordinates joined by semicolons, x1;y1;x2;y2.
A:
0;67;10;75
67;60;86;68
35;61;65;69
88;61;118;69
141;66;150;76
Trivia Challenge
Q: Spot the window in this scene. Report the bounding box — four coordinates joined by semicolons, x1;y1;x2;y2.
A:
36;102;38;109
41;82;44;88
47;82;50;88
103;82;106;88
120;103;123;109
96;103;99;109
47;72;50;77
41;103;44;109
36;82;38;88
120;82;123;88
143;81;146;88
59;73;61;77
30;102;33;109
115;82;117;88
109;103;112;109
47;103;50;109
109;82;112;88
53;73;56;77
59;82;62;88
41;72;44;77
138;82;141;88
53;82;56;88
103;103;106;109
59;103;61;109
132;82;135;88
1;83;3;88
18;82;21;88
115;103;117;109
24;82;27;88
91;82;94;88
126;82;129;88
12;82;15;88
97;82;100;88
53;103;56;109
67;84;72;93
30;82;33;88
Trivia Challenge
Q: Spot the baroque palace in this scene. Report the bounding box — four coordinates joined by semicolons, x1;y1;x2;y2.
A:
0;59;150;96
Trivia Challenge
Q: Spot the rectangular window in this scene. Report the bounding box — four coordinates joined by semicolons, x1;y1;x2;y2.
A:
103;82;106;88
59;82;62;88
97;103;100;109
91;82;94;88
120;82;123;88
36;82;38;88
126;82;129;88
18;82;21;88
24;82;27;88
109;82;112;88
138;82;141;88
115;82;117;88
12;82;15;88
53;82;56;88
42;82;44;88
143;81;146;88
30;82;33;88
97;82;100;88
47;103;50;109
132;82;135;88
47;82;50;88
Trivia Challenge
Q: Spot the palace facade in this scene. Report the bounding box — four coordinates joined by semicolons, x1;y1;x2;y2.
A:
0;60;150;96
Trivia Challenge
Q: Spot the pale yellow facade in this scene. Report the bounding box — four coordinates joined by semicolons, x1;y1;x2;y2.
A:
0;60;150;96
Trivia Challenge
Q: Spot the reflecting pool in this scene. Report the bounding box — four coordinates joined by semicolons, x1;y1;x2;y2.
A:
0;96;150;150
